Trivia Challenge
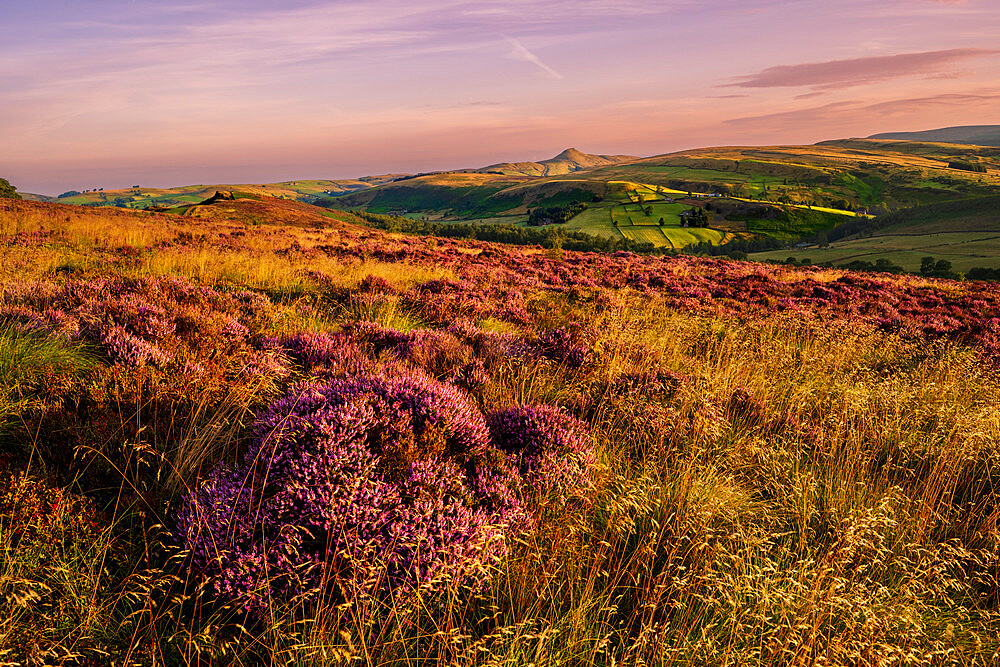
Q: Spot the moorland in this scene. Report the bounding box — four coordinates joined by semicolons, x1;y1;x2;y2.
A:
1;175;999;665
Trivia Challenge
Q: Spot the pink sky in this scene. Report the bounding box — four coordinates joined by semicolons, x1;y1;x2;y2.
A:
2;0;999;194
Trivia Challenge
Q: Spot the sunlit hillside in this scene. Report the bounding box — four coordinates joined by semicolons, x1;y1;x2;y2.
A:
321;139;1000;252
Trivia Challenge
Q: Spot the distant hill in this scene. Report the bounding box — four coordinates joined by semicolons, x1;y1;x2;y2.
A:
869;125;1000;147
20;193;55;202
481;148;638;177
54;175;405;209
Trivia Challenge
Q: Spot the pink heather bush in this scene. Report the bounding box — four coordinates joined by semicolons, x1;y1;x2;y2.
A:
486;405;597;504
174;373;528;613
0;276;279;373
270;329;375;377
537;323;594;368
343;321;486;387
175;373;600;614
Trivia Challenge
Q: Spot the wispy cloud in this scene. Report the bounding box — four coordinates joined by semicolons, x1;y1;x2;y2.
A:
505;37;563;79
724;91;1000;128
723;48;999;91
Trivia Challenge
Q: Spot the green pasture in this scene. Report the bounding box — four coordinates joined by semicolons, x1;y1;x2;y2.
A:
563;206;614;236
661;227;732;248
560;198;732;248
752;231;1000;272
619;226;669;246
610;201;687;227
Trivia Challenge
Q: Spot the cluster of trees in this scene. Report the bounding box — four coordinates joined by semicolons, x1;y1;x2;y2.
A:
685;234;786;259
681;207;709;227
967;267;1000;281
350;211;658;253
919;256;958;279
526;202;588;226
0;178;21;200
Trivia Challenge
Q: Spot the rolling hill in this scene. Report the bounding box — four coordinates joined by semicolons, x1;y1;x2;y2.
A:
51;174;405;209
322;138;1000;249
869;124;1000;147
23;132;1000;255
480;147;639;177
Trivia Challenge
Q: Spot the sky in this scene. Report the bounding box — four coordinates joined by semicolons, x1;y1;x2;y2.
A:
2;0;999;194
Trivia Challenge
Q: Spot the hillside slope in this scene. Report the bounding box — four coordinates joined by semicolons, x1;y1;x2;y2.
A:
869;125;1000;147
53;175;405;209
324;138;1000;250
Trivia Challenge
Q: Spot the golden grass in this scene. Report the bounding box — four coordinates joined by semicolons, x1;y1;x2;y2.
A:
2;199;997;665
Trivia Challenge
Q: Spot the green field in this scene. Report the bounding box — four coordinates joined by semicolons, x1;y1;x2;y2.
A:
563;199;733;249
560;197;724;248
753;232;1000;272
752;195;1000;271
619;226;669;245
563;206;614;235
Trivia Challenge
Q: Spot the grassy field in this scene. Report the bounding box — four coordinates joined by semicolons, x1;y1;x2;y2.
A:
0;200;1000;667
560;198;732;249
563;205;616;236
753;195;1000;271
618;226;668;245
753;232;1000;272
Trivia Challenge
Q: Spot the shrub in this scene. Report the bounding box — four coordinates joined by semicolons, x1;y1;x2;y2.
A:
174;373;525;614
0;178;20;200
486;404;596;504
537;324;593;368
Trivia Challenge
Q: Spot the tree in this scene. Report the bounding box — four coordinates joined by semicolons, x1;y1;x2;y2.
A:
0;178;21;200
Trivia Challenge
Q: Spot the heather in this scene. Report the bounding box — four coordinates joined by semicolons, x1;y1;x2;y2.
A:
0;196;998;665
174;373;590;614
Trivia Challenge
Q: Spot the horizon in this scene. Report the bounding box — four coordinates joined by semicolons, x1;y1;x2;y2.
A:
3;0;1000;195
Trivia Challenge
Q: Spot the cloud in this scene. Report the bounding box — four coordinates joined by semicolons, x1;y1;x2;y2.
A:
505;37;563;79
862;91;1000;114
723;91;1000;128
723;48;999;91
